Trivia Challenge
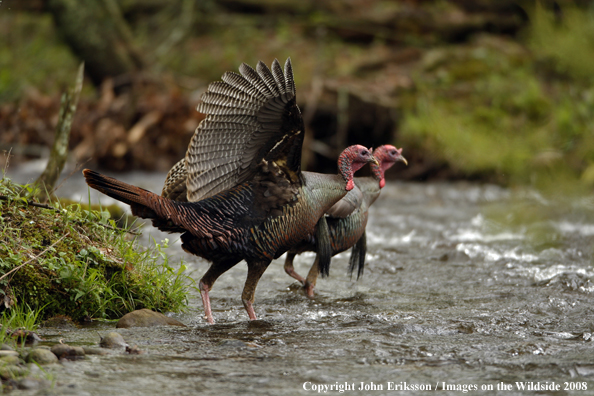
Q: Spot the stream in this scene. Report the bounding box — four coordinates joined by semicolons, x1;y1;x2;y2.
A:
7;162;594;395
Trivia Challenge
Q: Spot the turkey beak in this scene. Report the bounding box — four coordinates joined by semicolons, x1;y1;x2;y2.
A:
370;156;380;166
399;156;408;166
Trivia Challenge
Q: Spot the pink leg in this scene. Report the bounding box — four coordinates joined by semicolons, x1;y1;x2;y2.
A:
303;255;320;299
284;252;305;284
242;299;258;320
242;260;270;320
303;281;315;299
199;281;214;324
198;258;240;324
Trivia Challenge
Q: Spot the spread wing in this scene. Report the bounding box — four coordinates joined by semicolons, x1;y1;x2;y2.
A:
161;158;188;202
185;58;304;202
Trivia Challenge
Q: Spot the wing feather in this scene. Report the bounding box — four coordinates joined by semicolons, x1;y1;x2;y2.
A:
185;58;304;202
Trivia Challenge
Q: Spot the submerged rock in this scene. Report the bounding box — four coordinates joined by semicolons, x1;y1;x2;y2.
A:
217;339;248;348
125;345;143;354
116;308;186;328
99;332;127;349
25;348;58;365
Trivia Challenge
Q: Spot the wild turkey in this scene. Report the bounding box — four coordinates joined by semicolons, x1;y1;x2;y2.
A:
83;58;377;323
283;145;407;298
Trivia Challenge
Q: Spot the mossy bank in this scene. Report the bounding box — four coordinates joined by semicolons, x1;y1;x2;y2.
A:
0;176;192;323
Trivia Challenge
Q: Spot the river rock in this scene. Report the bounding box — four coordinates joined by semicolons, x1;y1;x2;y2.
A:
82;346;109;355
125;345;143;354
25;348;58;365
9;329;42;345
99;332;127;349
0;354;20;365
116;308;186;328
0;365;28;380
218;339;248;347
15;377;51;390
51;343;86;360
0;343;14;351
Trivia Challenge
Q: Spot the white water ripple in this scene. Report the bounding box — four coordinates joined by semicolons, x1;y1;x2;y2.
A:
456;243;539;262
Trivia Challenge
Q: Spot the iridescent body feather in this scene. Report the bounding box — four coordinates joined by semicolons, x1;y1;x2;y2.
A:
85;58;376;323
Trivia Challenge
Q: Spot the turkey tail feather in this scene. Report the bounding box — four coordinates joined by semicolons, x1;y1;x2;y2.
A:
348;232;367;280
83;169;149;208
316;216;332;278
83;169;172;222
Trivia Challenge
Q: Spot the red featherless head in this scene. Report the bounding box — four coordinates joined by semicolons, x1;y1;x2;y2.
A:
372;145;407;188
338;145;377;191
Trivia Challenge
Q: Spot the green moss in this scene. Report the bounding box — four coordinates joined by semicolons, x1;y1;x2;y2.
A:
527;3;594;81
0;177;191;323
401;29;594;187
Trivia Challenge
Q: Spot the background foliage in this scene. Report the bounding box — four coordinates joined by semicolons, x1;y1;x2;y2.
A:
1;0;593;188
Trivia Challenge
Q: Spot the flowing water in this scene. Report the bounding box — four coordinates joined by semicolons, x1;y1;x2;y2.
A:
8;164;594;395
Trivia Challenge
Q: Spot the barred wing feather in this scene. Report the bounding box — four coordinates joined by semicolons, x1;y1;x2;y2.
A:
185;58;304;203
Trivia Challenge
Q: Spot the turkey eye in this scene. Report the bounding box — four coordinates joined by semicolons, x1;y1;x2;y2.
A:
362;150;368;156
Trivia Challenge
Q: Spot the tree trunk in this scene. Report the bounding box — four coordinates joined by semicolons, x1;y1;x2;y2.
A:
46;0;145;85
34;63;84;202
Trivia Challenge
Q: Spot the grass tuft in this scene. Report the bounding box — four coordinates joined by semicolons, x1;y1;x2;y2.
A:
0;175;192;324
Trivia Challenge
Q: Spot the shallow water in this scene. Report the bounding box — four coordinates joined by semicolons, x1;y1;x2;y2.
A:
8;165;594;395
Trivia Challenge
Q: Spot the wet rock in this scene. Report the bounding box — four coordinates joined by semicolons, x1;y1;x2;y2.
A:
0;343;14;351
0;354;21;365
51;383;93;396
0;365;28;380
9;329;42;345
16;377;51;390
218;339;248;347
0;350;19;357
51;343;86;360
116;308;186;328
25;348;58;365
430;253;450;261
84;370;101;378
99;332;127;349
125;345;143;354
82;346;109;355
570;332;592;342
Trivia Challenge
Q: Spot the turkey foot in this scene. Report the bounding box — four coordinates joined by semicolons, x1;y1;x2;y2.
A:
303;281;316;299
